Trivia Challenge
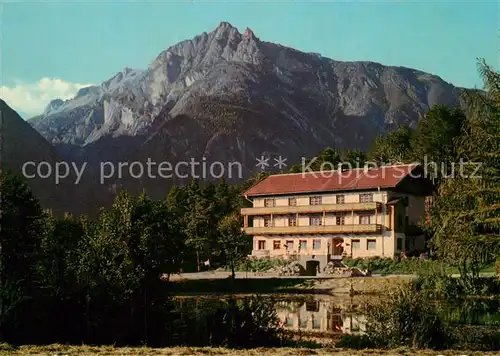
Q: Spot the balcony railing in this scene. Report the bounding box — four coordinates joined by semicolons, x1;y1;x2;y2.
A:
241;202;381;216
243;224;383;235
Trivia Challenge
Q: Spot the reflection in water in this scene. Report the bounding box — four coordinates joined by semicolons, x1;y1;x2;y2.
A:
172;295;500;345
275;298;366;335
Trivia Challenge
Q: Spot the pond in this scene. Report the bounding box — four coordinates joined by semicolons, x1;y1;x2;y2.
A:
14;291;499;348
172;294;500;344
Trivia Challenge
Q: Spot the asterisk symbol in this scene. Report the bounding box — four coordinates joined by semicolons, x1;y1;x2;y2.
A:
256;155;270;170
274;156;287;169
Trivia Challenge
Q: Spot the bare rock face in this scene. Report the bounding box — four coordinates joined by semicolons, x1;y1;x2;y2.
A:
25;21;463;202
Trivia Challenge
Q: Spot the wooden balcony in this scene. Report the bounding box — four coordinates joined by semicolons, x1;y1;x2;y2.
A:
241;202;381;216
243;224;383;235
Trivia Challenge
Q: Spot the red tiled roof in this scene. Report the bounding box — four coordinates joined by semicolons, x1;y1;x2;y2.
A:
243;164;420;197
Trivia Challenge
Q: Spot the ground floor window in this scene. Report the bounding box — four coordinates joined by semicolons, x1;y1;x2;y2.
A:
397;238;403;251
273;240;281;249
299;317;308;329
352;239;360;249
299;240;307;250
351;318;361;332
331;315;343;331
367;239;376;250
313;239;321;249
312;316;320;329
258;240;266;250
286;240;294;250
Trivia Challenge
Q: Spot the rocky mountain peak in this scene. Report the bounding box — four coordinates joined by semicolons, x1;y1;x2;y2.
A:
217;21;235;30
243;27;256;40
43;98;64;115
76;85;100;98
28;22;463;191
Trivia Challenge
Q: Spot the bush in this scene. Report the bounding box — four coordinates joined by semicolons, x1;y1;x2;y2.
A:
413;267;463;300
335;334;374;349
414;269;500;299
0;343;15;352
235;257;287;272
363;282;450;349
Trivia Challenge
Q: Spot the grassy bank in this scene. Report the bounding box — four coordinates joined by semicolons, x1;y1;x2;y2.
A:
342;257;496;276
0;344;489;355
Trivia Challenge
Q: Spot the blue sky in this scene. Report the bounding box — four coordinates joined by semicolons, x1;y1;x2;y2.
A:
1;0;498;117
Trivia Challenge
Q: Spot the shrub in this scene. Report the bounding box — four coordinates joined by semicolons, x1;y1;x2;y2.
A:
235;257;286;272
363;282;450;349
335;334;374;349
413;269;463;300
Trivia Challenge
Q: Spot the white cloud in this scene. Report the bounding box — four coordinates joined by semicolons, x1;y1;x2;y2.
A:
0;78;95;117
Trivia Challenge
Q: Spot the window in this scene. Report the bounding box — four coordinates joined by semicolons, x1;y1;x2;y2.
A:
273;240;281;250
299;240;307;250
288;197;297;206
286;317;295;327
299;318;308;329
310;196;322;205
313;239;321;249
351;319;360;332
397;214;404;228
331;315;343;331
264;216;273;227
359;215;371;225
359;193;374;203
285;240;294;250
336;195;345;204
306;301;319;312
397;238;403;251
352;239;360;249
312;316;320;329
288;216;297;226
310;216;322;226
258;240;266;250
264;198;275;207
336;214;345;225
367;239;376;250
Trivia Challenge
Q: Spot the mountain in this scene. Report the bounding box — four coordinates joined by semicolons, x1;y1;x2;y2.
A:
1;100;111;216
1;99;72;214
27;22;463;199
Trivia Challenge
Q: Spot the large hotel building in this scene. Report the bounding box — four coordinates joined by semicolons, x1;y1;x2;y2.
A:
241;164;433;270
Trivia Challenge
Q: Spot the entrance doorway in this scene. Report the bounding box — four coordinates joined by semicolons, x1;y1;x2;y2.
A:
305;260;320;276
332;239;344;256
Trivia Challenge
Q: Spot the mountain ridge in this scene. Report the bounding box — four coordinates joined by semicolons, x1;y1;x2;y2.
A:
22;21;464;201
